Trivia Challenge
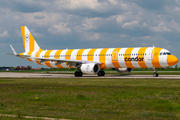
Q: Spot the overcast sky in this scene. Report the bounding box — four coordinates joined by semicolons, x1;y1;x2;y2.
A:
0;0;180;68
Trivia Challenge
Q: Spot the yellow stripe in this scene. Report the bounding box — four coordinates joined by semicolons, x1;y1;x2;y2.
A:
138;47;148;68
151;48;162;68
27;51;33;62
112;48;121;68
29;33;35;52
19;53;24;55
124;48;135;68
88;49;97;61
44;50;53;67
167;55;178;66
99;48;109;69
19;52;24;59
65;49;74;68
54;50;63;68
21;26;26;52
65;49;74;60
35;49;43;65
76;49;85;60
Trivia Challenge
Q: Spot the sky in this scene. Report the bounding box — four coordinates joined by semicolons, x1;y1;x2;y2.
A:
0;0;180;68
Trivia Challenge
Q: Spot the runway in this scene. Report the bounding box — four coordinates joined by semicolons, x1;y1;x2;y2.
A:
0;72;180;79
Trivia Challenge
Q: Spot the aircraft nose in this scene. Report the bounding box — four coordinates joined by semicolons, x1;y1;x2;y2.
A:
167;55;179;66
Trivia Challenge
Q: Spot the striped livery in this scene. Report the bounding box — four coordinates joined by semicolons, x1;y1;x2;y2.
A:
21;47;177;69
17;26;178;77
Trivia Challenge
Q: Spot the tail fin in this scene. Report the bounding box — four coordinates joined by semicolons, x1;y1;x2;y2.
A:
21;26;42;53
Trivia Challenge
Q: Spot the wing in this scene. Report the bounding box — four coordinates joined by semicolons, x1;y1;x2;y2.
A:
28;57;101;67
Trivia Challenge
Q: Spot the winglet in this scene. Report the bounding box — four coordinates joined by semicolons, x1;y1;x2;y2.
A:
10;44;17;55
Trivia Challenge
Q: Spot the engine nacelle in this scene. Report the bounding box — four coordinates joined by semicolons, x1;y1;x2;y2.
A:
80;63;100;74
113;68;133;73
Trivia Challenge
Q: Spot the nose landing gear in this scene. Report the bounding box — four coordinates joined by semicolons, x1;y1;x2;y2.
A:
153;68;158;77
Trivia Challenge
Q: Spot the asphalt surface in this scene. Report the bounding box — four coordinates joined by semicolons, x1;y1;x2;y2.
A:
0;72;180;79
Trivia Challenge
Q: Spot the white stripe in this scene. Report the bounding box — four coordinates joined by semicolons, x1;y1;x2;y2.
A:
159;49;168;67
39;51;46;66
71;49;79;60
60;50;68;68
106;48;114;68
61;63;69;68
131;48;141;68
119;48;127;68
94;49;102;61
25;27;30;53
50;50;58;68
34;41;39;51
82;49;91;61
144;47;153;68
31;51;37;64
50;61;58;68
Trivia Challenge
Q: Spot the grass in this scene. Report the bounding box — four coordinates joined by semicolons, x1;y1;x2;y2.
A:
0;78;180;119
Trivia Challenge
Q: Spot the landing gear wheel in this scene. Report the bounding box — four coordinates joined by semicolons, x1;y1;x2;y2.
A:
153;73;158;77
74;71;83;77
153;68;158;77
97;71;105;76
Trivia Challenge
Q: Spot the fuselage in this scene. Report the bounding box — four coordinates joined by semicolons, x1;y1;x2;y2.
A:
21;47;178;69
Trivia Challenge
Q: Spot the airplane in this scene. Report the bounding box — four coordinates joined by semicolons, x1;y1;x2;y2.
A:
5;26;179;77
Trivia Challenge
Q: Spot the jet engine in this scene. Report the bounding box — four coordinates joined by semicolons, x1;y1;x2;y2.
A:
80;63;100;74
113;68;133;73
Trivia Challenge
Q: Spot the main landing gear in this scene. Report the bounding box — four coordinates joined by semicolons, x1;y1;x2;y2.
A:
153;68;158;77
97;70;105;76
74;71;83;77
74;70;105;77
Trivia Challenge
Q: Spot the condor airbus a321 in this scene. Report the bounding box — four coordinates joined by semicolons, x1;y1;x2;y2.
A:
5;26;178;77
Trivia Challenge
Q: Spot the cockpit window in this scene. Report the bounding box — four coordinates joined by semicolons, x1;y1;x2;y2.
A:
159;52;171;55
166;52;171;55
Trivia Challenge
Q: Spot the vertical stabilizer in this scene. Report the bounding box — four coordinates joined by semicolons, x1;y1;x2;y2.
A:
21;26;42;53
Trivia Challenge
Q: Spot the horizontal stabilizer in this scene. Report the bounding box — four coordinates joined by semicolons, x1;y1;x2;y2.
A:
3;53;15;55
3;53;30;58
